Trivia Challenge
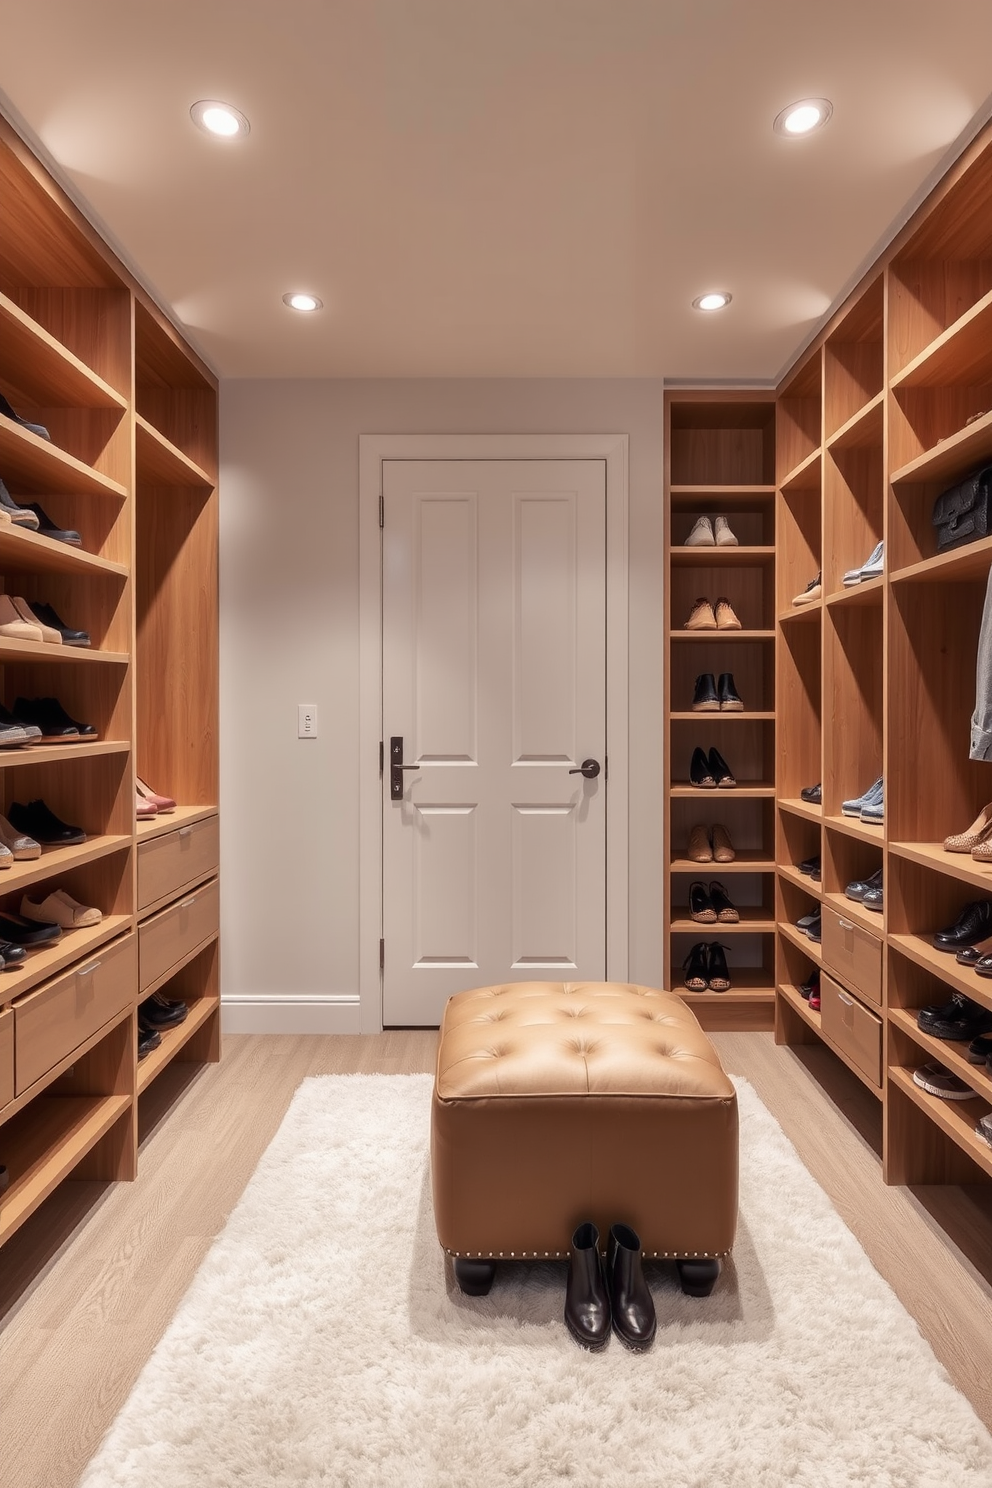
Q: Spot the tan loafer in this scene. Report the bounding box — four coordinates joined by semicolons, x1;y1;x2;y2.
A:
0;593;43;642
687;824;712;863
684;597;717;630
715;597;742;630
21;889;103;928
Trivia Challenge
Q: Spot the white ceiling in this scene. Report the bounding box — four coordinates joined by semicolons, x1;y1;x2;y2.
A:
3;0;992;382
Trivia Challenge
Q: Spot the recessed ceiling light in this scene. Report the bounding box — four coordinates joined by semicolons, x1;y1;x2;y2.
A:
773;98;833;137
692;292;732;312
190;100;250;139
282;292;324;312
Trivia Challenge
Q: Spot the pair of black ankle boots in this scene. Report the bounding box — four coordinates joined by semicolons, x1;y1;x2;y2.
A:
564;1221;656;1352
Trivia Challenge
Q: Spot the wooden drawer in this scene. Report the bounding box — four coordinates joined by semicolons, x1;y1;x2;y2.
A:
0;1006;13;1109
820;973;882;1089
138;814;219;913
821;906;882;1008
139;877;219;993
14;935;136;1096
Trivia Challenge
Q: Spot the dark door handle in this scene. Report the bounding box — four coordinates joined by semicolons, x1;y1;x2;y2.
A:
568;758;601;779
389;735;421;799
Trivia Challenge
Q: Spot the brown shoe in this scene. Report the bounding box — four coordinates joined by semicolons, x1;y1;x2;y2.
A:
687;824;712;863
711;824;735;862
684;597;717;630
945;805;992;853
715;597;742;630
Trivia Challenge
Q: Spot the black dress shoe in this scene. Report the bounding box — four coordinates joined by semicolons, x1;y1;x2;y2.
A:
0;940;26;968
0;392;50;441
0;913;60;947
21;505;81;547
917;992;992;1039
800;783;822;803
14;697;97;738
564;1222;611;1351
708;746;735;787
138;1026;162;1059
933;901;992;952
25;605;90;648
717;673;743;711
691;673;720;712
607;1223;656;1351
689;746;716;788
806;913;822;943
682;942;709;991
798;855;821;878
862;885;884;912
846;868;883;902
688;881;716;922
139;995;188;1029
8;799;86;846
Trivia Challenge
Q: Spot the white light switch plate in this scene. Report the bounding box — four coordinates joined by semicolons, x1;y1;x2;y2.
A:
298;704;318;738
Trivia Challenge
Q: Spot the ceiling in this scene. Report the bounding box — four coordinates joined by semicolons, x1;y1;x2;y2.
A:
2;0;992;382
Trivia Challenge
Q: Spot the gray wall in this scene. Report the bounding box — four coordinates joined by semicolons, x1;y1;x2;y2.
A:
219;379;665;1024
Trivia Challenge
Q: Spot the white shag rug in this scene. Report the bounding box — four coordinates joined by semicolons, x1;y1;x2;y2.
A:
80;1074;992;1488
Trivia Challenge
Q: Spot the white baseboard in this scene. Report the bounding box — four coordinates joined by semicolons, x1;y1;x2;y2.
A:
221;995;362;1035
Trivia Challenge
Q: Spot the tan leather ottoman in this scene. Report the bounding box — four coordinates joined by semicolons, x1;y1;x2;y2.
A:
431;980;738;1296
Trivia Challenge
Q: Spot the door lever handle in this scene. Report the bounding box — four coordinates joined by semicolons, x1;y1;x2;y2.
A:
568;759;601;779
389;736;422;799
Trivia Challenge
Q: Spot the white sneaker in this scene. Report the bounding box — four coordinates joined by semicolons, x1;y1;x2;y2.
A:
842;541;883;587
859;539;884;581
685;516;715;547
714;515;739;547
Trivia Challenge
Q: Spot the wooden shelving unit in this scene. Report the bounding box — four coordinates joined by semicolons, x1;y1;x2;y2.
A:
0;115;219;1254
664;392;777;1030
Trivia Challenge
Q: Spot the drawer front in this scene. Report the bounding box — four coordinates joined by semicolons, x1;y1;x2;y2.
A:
14;934;136;1095
820;973;882;1088
821;907;883;1007
0;1006;13;1109
139;877;219;992
138;814;219;913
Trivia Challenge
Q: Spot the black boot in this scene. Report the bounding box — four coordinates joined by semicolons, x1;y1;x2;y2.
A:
691;673;720;711
564;1222;611;1350
717;672;744;711
608;1223;656;1350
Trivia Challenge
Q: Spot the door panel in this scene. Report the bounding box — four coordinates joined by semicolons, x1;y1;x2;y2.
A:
382;459;606;1025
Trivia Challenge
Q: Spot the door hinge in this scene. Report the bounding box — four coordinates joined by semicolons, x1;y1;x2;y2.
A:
378;492;384;528
379;938;385;970
604;755;609;781
379;739;384;774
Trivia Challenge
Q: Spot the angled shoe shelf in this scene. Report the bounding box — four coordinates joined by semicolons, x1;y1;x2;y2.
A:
0;114;220;1258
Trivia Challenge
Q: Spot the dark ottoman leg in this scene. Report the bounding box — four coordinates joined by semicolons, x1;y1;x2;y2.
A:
676;1257;721;1296
454;1258;497;1295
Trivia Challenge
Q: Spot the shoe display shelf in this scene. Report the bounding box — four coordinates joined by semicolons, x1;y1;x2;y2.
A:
664;392;777;1029
0;117;219;1253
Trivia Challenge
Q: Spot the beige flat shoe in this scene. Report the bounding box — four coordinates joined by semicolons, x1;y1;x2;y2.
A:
0;812;40;859
687;824;712;863
0;593;43;642
715;597;742;631
711;824;736;862
684;597;717;630
945;805;992;853
792;572;822;606
684;516;715;547
714;515;738;547
11;596;61;644
21;889;102;929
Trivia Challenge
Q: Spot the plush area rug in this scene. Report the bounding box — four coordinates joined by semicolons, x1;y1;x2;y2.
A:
80;1074;992;1487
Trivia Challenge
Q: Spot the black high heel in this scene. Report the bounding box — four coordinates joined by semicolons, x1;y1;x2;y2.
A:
708;745;736;788
707;942;731;991
682;942;709;991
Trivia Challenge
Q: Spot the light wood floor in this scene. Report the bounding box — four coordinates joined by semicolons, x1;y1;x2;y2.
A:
2;1031;991;1488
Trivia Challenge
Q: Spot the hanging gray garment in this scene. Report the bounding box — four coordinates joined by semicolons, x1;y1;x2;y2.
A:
970;564;992;759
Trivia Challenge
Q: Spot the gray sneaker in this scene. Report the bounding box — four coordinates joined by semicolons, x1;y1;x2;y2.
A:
976;1113;992;1147
842;777;883;817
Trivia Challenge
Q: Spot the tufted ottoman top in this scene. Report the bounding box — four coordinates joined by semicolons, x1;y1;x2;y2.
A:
436;981;734;1101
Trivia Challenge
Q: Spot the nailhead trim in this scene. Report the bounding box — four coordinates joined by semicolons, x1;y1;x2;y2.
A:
445;1247;730;1259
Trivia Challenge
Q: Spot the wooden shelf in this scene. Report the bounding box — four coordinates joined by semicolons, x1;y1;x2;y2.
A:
778;864;822;895
888;1065;992;1181
889;932;992;1011
137;995;219;1094
779;921;822;962
780;448;821;493
670;545;775;567
0;291;127;411
136;804;219;842
890;841;992;894
824;391;884;452
0;915;132;1009
825;576;884;607
0;524;128;579
670;630;774;642
778;797;822;823
891;406;992;488
0;834;131;899
779;602;822;622
891;286;992;391
891;536;992;586
670;784;776;798
669;485;776;507
0;740;129;770
0;1092;132;1246
670;855;774;874
821;890;884;933
678;987;776;1005
889;1007;992;1104
823;813;884;844
135;415;213;488
0;636;127;666
0;418;127;501
670;711;775;722
671;910;775;934
778;980;822;1032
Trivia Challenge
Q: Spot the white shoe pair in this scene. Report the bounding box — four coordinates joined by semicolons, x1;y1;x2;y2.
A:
684;515;738;547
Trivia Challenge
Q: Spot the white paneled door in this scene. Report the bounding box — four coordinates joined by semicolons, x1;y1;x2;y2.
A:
381;459;607;1026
